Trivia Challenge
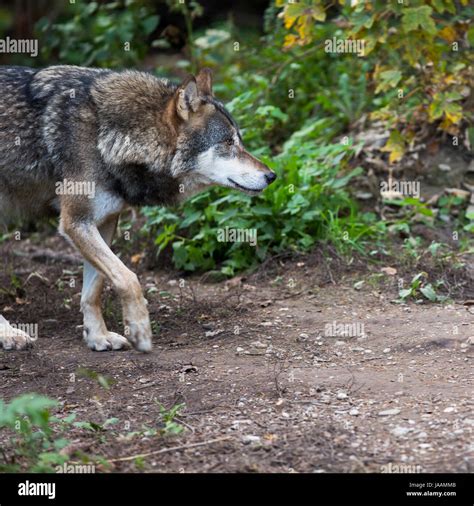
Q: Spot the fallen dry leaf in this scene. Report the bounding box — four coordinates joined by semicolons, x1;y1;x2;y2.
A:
131;253;144;264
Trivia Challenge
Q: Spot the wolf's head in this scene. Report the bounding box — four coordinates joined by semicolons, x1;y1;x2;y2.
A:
168;68;276;194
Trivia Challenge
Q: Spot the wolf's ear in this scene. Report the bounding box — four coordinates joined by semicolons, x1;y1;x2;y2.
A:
196;67;213;96
176;76;200;121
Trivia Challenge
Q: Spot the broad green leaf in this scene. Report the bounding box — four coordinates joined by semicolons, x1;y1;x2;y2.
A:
420;284;437;301
375;70;402;93
399;288;412;299
402;6;436;35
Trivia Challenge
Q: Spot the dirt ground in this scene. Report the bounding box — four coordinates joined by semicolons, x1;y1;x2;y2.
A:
0;232;473;473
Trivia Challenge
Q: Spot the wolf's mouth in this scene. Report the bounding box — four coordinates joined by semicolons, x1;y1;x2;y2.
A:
227;178;263;194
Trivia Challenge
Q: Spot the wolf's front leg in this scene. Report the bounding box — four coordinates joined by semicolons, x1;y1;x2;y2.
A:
81;217;131;351
60;216;152;352
0;315;35;350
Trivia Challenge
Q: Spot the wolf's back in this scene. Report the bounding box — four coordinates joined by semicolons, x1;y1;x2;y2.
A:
0;66;44;174
0;66;99;223
0;66;108;180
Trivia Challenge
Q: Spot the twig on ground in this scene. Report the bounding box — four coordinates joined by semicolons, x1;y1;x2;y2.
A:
361;356;380;362
174;416;195;434
133;381;158;391
105;436;233;463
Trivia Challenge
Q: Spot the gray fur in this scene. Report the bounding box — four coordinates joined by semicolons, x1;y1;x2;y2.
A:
0;65;251;226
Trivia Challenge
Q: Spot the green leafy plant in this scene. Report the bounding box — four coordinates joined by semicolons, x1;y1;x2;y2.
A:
0;271;24;298
0;394;68;472
398;272;448;303
73;416;119;434
35;0;159;67
465;209;474;233
156;403;185;436
143;138;377;275
277;0;473;150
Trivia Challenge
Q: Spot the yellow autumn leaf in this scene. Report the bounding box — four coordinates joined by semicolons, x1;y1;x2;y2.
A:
296;16;312;41
388;148;404;164
282;3;307;29
439;26;457;43
381;130;406;164
131;253;144;264
445;109;463;124
363;37;377;56
439;117;459;134
283;33;299;49
377;32;387;44
370;107;393;122
284;13;297;29
443;74;457;85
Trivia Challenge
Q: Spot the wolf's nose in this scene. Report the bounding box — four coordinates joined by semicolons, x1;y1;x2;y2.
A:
265;172;277;184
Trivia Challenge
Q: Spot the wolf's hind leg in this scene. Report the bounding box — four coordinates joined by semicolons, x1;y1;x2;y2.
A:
81;217;130;351
0;315;35;350
0;194;34;351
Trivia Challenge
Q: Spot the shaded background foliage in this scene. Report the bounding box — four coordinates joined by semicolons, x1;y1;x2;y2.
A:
0;0;472;277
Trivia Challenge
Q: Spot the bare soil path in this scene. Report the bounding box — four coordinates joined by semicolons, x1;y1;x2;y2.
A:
1;235;472;473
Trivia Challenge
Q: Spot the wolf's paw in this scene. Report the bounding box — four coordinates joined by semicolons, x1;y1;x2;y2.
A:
0;326;35;350
124;319;153;353
85;331;131;351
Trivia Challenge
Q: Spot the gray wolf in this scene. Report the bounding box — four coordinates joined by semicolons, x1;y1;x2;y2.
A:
0;65;276;352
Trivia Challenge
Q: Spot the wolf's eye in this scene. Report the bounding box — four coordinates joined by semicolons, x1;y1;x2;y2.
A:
224;138;234;146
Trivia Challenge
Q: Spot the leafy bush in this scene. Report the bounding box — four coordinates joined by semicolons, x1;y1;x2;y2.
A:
136;3;391;275
277;0;474;159
191;16;368;146
36;0;159;67
26;0;471;275
0;394;69;472
143;136;377;275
